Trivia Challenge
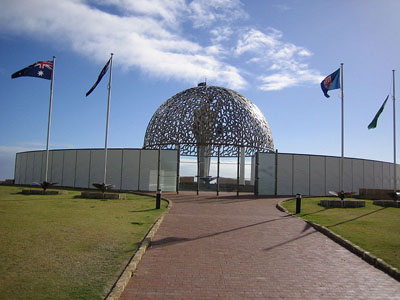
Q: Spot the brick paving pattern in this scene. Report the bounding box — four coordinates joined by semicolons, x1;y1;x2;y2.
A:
120;192;400;300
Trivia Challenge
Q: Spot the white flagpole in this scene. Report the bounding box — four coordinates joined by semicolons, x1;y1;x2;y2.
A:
103;53;113;185
103;53;114;184
44;56;55;183
393;70;397;191
340;63;344;192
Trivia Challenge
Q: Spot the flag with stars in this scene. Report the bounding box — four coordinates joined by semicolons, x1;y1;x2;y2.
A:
11;61;53;80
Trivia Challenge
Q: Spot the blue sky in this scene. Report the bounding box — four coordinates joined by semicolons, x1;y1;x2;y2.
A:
1;0;400;180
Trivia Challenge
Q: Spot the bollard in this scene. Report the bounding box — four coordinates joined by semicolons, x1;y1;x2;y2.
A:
296;193;302;214
156;189;162;209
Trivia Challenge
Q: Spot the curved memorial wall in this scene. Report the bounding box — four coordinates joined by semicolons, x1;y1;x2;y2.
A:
14;149;398;196
257;152;400;196
14;148;178;192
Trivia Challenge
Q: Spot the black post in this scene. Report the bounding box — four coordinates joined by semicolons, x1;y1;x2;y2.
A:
296;193;302;214
156;189;161;209
254;152;259;196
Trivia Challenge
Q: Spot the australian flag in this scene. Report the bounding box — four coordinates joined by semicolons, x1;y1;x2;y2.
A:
321;68;340;98
11;61;53;80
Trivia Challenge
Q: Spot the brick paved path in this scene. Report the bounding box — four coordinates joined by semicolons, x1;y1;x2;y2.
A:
120;193;400;300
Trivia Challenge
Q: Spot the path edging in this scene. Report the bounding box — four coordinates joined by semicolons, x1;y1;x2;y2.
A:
105;196;172;300
276;199;400;282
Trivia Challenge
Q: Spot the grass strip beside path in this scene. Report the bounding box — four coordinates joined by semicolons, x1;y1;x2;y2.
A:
282;197;400;270
0;186;166;300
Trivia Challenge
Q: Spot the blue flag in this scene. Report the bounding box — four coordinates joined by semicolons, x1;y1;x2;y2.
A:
11;61;53;80
321;68;340;98
86;58;111;97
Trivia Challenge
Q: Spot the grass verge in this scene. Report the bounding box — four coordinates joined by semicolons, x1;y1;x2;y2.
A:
282;197;400;270
0;185;167;300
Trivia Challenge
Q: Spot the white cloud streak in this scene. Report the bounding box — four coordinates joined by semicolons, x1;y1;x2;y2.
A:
189;0;248;28
235;28;323;91
0;0;247;89
0;0;322;92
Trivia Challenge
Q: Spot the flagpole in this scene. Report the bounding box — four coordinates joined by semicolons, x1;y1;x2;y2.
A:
103;53;113;185
340;63;344;192
44;56;56;183
393;70;397;191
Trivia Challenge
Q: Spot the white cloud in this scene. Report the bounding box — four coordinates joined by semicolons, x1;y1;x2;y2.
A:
92;0;188;27
235;28;280;55
235;28;323;90
210;26;234;43
0;0;247;89
298;49;312;57
189;0;248;28
0;0;323;92
258;73;298;91
258;68;323;91
205;44;225;56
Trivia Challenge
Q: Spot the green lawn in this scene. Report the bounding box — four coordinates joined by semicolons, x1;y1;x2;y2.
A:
0;185;167;300
282;197;400;270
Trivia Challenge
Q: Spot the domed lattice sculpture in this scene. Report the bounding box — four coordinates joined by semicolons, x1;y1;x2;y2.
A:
143;85;274;159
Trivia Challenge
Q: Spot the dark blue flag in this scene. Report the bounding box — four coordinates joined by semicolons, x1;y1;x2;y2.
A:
321;68;340;98
86;58;111;97
11;61;53;80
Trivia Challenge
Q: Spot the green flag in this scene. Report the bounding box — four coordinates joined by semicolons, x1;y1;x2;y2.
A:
368;95;389;130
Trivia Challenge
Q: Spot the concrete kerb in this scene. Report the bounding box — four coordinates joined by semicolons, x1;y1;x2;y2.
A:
104;194;172;300
276;198;400;282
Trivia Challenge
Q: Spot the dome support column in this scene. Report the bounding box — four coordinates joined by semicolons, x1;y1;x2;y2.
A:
240;147;245;185
237;146;240;196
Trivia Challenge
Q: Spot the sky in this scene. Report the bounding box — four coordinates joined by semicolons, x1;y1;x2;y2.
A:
1;0;400;180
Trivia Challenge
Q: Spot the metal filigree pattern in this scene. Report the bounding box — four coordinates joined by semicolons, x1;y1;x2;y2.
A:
143;86;274;157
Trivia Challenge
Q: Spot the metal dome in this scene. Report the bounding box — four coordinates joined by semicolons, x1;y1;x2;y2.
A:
143;85;274;157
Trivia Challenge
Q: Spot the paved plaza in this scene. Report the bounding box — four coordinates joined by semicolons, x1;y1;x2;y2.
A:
120;192;400;300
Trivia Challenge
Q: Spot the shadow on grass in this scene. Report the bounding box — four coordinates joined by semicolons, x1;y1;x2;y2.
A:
299;208;328;217
0;195;60;201
73;195;109;201
12;191;43;196
129;208;157;213
131;221;145;225
327;207;387;228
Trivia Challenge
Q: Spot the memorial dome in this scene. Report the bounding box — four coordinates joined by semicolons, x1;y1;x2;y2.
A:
143;85;274;157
